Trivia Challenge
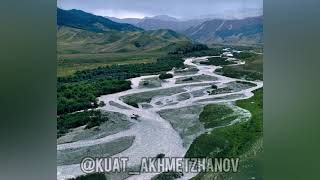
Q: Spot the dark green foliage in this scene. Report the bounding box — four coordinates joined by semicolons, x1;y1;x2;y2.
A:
57;8;142;32
185;89;263;158
226;45;263;52
125;101;139;108
57;110;108;137
58;55;185;114
200;57;235;66
58;55;184;114
69;173;107;180
58;56;184;84
151;171;183;180
211;84;218;89
233;52;256;59
215;67;262;81
159;73;173;80
169;43;209;55
57;79;131;115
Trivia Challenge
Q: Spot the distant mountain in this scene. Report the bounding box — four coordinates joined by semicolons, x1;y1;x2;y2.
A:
184;16;263;45
145;15;179;22
57;8;142;32
136;18;206;32
107;15;206;32
57;8;192;55
105;16;142;25
108;15;178;24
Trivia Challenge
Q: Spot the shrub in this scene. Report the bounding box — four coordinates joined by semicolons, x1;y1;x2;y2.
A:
159;73;173;80
211;84;218;89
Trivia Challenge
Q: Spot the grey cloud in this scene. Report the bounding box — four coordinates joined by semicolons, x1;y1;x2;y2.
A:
58;0;263;19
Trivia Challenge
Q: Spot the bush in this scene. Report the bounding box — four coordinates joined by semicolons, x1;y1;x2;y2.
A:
159;73;173;80
211;84;218;89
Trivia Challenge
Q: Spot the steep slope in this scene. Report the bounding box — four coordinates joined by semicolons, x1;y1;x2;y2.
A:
57;8;142;32
184;16;263;45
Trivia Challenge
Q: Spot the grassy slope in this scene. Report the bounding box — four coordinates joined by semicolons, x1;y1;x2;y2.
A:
57;8;142;32
57;26;190;76
187;89;263;179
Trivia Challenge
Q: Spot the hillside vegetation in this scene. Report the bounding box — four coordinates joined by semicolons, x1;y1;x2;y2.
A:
57;8;142;32
58;27;190;77
58;26;189;54
57;8;192;77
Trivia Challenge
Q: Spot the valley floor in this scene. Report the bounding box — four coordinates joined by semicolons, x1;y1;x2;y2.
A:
57;48;263;180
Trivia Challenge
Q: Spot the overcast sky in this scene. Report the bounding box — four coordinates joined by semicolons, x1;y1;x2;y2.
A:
57;0;263;20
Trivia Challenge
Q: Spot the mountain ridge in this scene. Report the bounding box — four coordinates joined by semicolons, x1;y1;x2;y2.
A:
57;8;143;32
184;16;263;45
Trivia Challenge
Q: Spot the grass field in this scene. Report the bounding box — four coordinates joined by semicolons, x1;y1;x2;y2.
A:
57;51;166;76
187;89;263;179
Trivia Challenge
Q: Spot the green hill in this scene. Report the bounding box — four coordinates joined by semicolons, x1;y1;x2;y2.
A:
57;9;191;76
57;26;191;76
57;8;142;32
58;26;189;54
